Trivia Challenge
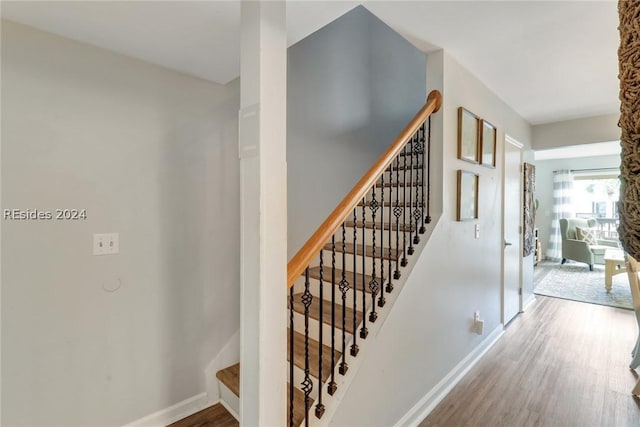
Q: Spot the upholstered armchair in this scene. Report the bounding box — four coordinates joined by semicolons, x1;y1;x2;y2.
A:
559;218;619;271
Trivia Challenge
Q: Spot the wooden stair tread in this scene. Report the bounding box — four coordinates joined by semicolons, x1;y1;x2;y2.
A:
168;403;238;427
398;150;423;157
216;363;240;397
288;331;340;383
358;200;424;207
325;242;400;261
345;220;415;232
289;383;312;427
386;164;422;172
375;181;421;187
291;292;364;334
307;265;382;293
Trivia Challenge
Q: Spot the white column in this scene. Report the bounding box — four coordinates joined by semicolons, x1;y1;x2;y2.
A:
239;1;287;426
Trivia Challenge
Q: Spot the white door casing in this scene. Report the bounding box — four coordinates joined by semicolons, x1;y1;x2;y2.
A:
502;135;523;325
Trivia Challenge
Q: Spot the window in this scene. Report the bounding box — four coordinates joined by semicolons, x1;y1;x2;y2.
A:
573;173;619;239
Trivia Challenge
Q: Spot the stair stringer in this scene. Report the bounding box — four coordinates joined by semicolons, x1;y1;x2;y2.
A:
305;212;443;427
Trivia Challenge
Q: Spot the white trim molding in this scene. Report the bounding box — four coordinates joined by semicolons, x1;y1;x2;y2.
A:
394;325;504;427
121;393;210;427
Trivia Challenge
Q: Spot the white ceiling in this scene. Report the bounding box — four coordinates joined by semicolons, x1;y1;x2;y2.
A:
1;1;620;125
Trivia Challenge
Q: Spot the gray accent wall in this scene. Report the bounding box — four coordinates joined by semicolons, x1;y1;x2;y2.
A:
287;6;426;257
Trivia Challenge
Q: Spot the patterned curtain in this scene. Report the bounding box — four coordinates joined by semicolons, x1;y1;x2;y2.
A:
547;170;575;261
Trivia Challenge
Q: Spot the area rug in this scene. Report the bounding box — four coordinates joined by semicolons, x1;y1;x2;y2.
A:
534;261;633;310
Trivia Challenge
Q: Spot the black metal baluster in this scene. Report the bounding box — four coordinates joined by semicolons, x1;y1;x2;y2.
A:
302;268;313;427
328;236;337;395
407;134;415;256
387;159;394;293
368;186;379;322
413;126;424;243
350;210;359;357
360;197;368;339
339;222;350;373
315;251;324;419
289;287;294;427
379;174;386;307
426;116;432;225
401;144;409;267
419;122;426;235
393;156;402;280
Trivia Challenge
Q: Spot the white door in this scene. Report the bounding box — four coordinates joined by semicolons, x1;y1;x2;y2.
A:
502;135;523;325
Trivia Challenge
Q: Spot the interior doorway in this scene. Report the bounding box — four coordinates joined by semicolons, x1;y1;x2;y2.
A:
502;135;523;324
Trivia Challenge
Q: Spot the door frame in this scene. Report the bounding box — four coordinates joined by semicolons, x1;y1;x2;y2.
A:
502;134;524;325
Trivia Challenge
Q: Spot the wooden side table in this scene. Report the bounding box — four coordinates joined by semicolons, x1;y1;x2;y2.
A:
604;249;626;292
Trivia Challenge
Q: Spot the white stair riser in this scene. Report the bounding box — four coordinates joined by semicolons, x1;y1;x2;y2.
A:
292;311;355;343
341;228;414;249
324;250;406;275
218;380;239;419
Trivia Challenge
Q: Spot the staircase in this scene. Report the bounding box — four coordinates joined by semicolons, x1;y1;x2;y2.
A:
215;91;442;426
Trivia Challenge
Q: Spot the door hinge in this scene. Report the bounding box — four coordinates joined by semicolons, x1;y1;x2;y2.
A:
519;225;522;234
519;288;523;295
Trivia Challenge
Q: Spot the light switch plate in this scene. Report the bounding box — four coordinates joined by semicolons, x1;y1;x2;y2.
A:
93;233;119;255
474;223;480;239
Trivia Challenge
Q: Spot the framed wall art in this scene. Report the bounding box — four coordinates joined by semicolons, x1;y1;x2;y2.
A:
456;170;479;221
457;107;480;164
480;119;497;168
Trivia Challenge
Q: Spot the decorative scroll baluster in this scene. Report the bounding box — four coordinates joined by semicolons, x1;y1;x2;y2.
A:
426;116;432;225
378;174;387;307
407;134;415;256
360;197;368;339
289;287;295;427
401;145;409;267
387;160;394;293
339;223;349;374
328;236;337;395
393;156;402;280
419;123;426;234
350;209;359;357
315;251;325;419
368;186;379;322
412;130;422;245
302;268;313;427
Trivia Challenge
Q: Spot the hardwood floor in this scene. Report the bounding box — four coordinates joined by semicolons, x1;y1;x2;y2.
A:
167;403;237;427
420;296;640;427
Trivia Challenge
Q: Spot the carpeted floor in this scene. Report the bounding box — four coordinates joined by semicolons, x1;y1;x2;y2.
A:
534;260;633;310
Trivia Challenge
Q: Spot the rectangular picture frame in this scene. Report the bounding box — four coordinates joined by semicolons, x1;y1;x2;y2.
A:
458;107;480;164
457;170;479;221
480;119;497;168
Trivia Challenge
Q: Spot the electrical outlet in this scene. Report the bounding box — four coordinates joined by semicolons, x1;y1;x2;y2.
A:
93;233;119;255
474;311;480;322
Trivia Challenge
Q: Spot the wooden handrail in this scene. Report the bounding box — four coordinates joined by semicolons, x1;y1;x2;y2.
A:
287;90;442;287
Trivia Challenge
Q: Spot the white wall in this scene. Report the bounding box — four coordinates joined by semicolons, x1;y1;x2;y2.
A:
532;113;620;150
330;50;533;426
1;21;240;426
534;154;621;258
287;6;426;257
